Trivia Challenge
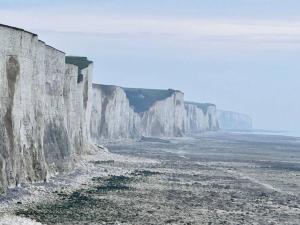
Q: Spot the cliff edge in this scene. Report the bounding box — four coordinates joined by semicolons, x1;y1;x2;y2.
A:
0;24;93;190
184;102;219;133
217;110;252;130
90;85;185;141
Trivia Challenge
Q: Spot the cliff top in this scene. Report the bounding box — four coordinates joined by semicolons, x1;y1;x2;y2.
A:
65;56;93;71
218;110;252;119
93;84;182;113
0;23;37;36
0;24;65;54
123;87;181;113
92;84;117;97
185;101;216;114
66;56;93;82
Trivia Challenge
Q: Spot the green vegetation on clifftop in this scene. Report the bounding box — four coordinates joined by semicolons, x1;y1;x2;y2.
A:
123;88;178;113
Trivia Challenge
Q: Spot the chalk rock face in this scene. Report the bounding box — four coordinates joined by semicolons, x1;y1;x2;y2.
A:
90;84;141;140
90;85;185;140
64;57;93;155
217;110;252;130
184;102;219;133
138;90;185;137
0;25;93;190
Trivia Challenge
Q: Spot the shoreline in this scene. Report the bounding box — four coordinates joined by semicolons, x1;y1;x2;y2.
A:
0;132;299;225
0;144;158;225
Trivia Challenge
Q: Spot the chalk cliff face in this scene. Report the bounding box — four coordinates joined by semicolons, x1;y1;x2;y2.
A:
138;90;185;137
90;85;185;141
90;84;141;140
124;88;185;137
217;110;252;130
0;24;221;191
184;102;219;133
90;85;222;141
0;25;93;190
64;57;93;155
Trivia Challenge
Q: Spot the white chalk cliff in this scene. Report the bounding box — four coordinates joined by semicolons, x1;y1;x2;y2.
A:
184;102;219;133
0;24;223;191
90;85;221;141
217;110;252;130
90;85;186;141
90;85;141;140
140;90;185;137
0;25;93;190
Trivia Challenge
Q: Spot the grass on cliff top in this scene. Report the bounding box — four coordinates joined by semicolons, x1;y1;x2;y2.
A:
122;88;177;113
65;56;93;83
65;56;93;71
185;101;216;114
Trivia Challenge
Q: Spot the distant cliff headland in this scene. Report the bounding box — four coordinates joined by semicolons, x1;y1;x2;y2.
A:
0;24;250;191
218;110;252;130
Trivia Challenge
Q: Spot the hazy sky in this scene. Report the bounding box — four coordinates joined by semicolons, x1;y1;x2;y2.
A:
1;0;300;132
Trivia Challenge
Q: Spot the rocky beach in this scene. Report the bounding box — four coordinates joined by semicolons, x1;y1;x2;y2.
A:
1;132;299;225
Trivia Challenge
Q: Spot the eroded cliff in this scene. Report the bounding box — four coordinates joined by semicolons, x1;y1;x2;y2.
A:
0;24;221;192
217;110;252;130
90;84;141;140
124;88;185;137
90;85;185;141
184;102;219;133
0;25;93;190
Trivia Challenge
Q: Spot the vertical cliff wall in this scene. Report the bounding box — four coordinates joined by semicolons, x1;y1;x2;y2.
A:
184;102;219;133
217;110;252;130
65;56;93;154
0;25;93;190
90;85;185;141
90;84;141;140
123;88;185;137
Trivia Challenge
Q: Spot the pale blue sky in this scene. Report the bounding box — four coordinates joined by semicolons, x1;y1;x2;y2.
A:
1;1;300;132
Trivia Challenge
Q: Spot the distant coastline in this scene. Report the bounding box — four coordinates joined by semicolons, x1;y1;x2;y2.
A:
223;129;300;138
